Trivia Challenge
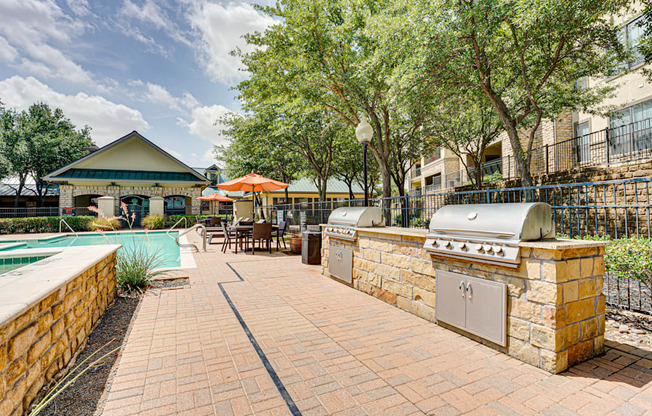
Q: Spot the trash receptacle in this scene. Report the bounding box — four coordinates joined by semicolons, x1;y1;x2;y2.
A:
302;230;322;265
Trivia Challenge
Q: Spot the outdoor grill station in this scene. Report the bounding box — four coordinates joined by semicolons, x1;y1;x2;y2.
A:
321;202;608;373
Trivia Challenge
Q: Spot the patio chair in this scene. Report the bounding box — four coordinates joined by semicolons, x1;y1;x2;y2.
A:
219;222;245;253
233;217;243;226
273;220;288;250
250;223;272;254
210;217;221;227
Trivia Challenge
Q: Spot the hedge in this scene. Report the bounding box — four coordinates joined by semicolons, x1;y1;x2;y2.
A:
0;216;93;234
164;214;231;228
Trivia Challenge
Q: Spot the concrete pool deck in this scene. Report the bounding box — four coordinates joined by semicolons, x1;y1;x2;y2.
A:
100;234;652;416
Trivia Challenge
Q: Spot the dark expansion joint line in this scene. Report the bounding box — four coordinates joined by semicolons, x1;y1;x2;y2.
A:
218;263;302;416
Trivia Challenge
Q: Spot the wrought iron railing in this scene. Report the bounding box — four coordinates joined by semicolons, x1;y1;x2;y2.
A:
266;176;652;239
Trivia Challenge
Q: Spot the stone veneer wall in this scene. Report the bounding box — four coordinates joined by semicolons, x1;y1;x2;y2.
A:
321;228;606;373
59;184;202;214
0;252;118;415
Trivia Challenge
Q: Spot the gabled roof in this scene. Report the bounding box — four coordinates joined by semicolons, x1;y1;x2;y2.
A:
44;131;209;184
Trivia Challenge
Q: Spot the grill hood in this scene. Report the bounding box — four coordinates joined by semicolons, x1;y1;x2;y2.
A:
327;207;384;228
428;202;555;241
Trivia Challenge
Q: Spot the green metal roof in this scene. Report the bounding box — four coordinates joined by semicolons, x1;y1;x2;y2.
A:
51;168;206;183
266;178;364;194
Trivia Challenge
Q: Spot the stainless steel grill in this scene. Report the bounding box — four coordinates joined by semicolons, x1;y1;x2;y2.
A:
324;207;384;241
424;202;555;267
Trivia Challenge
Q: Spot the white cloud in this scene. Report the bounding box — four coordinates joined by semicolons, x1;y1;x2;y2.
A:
120;0;171;31
0;0;95;86
163;147;183;160
187;2;276;84
127;80;199;112
0;36;18;63
179;104;233;146
65;0;92;17
0;76;149;146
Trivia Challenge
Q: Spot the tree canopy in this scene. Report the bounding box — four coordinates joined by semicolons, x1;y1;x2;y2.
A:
0;102;94;206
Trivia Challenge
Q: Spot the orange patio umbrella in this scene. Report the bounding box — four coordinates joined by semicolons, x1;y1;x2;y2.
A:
198;193;234;215
216;173;288;218
198;193;235;202
216;172;288;193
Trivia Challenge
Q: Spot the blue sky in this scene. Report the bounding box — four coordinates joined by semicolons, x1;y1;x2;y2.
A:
0;0;275;168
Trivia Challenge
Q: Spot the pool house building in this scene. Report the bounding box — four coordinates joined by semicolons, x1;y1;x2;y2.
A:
44;131;210;219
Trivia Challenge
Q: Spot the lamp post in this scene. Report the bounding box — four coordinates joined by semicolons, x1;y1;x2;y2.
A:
355;118;373;206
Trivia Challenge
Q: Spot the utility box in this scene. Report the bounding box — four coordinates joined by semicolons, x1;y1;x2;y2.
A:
302;230;322;265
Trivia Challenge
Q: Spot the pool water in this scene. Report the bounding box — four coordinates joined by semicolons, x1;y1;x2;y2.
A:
0;254;53;274
0;231;181;269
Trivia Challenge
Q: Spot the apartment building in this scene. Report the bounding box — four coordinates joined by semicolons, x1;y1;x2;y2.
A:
409;8;652;193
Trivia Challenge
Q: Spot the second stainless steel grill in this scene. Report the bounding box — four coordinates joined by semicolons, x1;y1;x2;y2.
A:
324;207;384;241
424;202;555;267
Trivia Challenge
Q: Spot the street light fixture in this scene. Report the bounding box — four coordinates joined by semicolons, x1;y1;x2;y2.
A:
355;118;373;206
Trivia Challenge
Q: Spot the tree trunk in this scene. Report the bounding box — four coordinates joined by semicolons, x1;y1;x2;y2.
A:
379;164;392;200
474;163;483;191
13;174;26;208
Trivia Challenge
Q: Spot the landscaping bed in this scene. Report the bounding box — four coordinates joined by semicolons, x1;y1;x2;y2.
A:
35;295;140;416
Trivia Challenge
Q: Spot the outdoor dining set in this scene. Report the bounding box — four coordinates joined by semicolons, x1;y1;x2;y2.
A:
197;171;293;255
201;217;288;254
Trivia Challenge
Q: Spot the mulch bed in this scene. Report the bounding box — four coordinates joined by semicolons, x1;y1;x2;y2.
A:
35;295;140;416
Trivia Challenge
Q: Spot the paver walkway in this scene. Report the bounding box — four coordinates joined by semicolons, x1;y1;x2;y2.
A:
101;236;652;415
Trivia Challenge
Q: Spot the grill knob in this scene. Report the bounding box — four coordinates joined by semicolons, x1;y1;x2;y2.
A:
444;241;452;249
459;243;467;250
475;245;484;253
485;246;493;254
496;247;504;256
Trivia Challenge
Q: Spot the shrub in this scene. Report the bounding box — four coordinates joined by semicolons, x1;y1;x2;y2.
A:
142;214;165;230
116;244;166;292
603;237;652;293
482;172;503;185
164;214;231;228
88;216;121;231
0;216;93;234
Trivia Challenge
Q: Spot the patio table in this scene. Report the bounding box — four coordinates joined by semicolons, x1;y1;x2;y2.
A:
228;224;278;253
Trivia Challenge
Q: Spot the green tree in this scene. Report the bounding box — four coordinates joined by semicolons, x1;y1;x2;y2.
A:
215;112;303;206
385;0;628;186
236;0;425;198
427;93;503;190
0;103;93;207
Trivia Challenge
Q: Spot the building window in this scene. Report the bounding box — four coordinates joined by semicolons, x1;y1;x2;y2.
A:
610;98;652;155
574;121;591;163
614;15;647;73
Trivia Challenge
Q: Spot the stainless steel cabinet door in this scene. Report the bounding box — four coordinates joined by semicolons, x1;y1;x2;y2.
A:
329;246;352;284
435;270;466;329
464;276;507;346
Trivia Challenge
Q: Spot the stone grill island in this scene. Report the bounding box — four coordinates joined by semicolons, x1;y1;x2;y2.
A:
321;203;607;374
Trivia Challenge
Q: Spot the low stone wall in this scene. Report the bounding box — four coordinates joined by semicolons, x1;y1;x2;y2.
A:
321;227;606;373
0;246;120;415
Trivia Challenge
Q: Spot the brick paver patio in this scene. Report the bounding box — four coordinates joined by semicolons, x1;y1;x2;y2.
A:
101;236;652;415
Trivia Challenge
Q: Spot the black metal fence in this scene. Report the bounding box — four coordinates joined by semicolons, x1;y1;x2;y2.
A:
472;117;652;181
0;207;91;218
266;176;652;239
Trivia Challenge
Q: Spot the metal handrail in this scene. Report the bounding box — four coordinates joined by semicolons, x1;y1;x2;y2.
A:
166;217;188;235
59;219;79;237
175;224;206;252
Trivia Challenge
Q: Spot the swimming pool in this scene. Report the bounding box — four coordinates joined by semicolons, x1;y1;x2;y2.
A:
0;254;53;274
0;231;182;269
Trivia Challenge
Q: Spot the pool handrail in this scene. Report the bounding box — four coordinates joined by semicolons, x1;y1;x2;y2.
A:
167;217;188;235
59;219;79;237
176;224;206;252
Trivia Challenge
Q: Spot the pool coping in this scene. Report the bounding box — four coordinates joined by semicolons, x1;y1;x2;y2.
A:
0;230;196;270
0;245;122;326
